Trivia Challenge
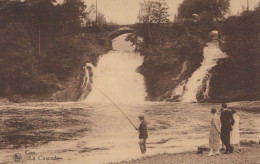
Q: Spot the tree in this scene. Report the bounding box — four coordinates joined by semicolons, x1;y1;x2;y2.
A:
151;0;170;47
209;4;260;101
0;22;59;98
138;0;170;50
96;12;106;26
138;1;154;51
86;4;106;26
178;0;230;19
150;0;170;24
0;0;108;100
176;0;230;39
59;0;87;33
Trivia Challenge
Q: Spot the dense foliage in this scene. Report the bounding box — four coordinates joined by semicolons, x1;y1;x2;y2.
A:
178;0;230;18
0;22;58;97
210;5;260;102
0;0;108;101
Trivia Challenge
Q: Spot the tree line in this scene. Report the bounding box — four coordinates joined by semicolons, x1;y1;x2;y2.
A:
0;0;107;101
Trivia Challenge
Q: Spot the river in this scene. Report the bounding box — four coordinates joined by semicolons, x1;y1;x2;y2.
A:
0;101;259;164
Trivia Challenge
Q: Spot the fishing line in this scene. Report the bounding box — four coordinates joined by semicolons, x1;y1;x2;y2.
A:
93;84;137;130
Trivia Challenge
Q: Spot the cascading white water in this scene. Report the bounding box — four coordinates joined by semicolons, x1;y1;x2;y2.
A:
181;41;227;102
78;63;93;101
172;31;227;102
85;34;146;103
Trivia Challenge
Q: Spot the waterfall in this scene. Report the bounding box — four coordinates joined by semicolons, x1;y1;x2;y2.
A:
84;34;146;103
172;31;227;102
78;63;93;101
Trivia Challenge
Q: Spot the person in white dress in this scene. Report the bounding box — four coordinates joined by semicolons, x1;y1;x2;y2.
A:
230;109;240;150
208;108;221;156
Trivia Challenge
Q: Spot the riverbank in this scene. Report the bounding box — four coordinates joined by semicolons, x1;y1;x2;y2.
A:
228;101;260;113
115;145;260;164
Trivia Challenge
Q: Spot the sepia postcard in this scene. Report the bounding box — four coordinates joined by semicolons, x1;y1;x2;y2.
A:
0;0;259;163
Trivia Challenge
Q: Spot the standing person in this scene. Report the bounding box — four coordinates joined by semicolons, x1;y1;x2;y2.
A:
219;108;225;151
230;109;240;150
220;103;235;154
136;115;148;154
208;108;221;156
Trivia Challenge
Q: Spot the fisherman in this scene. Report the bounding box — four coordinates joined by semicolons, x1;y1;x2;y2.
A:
136;115;148;154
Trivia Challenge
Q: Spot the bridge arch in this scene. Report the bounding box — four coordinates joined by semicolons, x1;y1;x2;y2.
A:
108;27;133;40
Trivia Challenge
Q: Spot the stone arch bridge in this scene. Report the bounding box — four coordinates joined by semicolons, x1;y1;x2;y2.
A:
107;26;133;39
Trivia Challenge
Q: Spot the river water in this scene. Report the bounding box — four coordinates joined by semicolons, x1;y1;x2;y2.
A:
0;101;259;164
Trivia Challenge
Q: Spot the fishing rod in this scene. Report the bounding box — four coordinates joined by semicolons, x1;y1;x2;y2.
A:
94;85;138;130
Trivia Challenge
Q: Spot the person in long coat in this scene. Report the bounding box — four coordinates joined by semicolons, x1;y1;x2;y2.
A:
136;115;148;154
220;103;235;154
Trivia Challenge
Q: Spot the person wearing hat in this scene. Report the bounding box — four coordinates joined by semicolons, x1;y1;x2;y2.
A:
136;115;148;154
220;103;235;154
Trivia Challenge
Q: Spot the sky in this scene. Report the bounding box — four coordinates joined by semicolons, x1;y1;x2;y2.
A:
56;0;260;24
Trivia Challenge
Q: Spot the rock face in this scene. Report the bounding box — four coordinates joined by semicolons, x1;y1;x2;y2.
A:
139;54;198;101
51;45;110;102
51;65;92;102
140;26;260;103
140;31;227;102
138;35;205;101
207;9;260;103
170;39;227;102
77;64;93;101
208;57;260;102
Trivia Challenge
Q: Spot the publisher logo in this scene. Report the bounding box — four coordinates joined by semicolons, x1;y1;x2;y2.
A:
13;153;22;162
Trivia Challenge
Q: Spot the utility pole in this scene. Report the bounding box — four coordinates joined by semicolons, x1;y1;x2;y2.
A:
96;0;98;25
95;0;98;42
247;0;249;11
39;24;41;56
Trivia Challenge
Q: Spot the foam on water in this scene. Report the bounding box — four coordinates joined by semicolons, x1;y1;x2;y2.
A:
85;34;146;103
172;39;227;102
181;41;227;102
